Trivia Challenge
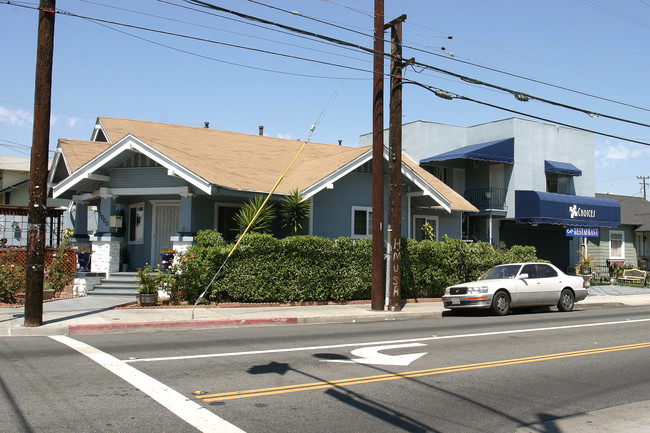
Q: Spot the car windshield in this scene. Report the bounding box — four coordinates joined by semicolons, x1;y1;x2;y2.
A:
478;264;522;280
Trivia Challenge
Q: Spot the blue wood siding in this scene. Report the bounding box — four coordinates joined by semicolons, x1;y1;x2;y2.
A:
107;167;187;188
311;171;463;239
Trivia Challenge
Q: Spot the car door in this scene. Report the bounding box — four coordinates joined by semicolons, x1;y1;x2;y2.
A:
536;263;563;303
516;264;544;306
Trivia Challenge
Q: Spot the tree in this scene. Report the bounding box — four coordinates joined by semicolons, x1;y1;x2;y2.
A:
234;195;276;234
281;189;310;235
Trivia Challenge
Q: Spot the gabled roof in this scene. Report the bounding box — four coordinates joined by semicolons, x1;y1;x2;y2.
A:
596;193;650;231
52;117;477;213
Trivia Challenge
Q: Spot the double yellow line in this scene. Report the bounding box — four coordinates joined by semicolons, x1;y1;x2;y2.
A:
195;342;650;402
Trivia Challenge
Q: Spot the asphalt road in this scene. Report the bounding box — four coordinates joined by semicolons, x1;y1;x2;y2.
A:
2;305;650;432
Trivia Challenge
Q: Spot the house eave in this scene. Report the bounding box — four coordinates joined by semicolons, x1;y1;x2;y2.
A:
53;135;213;198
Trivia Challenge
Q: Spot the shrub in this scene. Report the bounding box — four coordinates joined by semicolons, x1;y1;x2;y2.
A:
158;229;542;304
0;263;24;302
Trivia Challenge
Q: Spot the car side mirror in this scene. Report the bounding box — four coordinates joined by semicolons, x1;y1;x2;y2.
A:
518;273;529;279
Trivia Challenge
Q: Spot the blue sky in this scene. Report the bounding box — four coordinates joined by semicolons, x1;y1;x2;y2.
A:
1;0;649;196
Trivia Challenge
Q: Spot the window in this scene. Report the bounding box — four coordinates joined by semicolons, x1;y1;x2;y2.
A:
536;264;558;278
413;215;438;241
215;204;241;243
521;264;538;278
610;230;624;260
351;206;372;238
128;203;144;244
546;174;571;194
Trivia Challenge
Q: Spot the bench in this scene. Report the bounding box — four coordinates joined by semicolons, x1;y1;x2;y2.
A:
617;268;647;286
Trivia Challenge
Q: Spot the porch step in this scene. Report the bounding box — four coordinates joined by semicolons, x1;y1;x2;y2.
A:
88;272;139;296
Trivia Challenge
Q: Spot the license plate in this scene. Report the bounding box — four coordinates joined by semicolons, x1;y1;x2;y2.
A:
451;298;460;305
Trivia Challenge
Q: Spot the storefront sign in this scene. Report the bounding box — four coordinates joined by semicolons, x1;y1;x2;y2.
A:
566;226;600;237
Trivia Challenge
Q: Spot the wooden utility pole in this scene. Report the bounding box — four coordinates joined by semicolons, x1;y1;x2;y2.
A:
638;176;649;200
25;0;56;327
386;15;406;311
371;0;385;310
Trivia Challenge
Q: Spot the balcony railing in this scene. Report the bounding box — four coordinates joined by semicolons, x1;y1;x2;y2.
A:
464;187;507;210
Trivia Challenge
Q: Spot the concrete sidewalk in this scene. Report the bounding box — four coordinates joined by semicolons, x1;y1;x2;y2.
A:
1;284;649;337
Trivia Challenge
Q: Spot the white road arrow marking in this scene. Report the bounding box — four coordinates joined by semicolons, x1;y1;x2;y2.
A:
324;343;427;366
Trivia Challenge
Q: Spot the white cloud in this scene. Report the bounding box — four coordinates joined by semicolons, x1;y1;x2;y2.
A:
277;133;292;140
0;106;33;126
66;116;80;127
595;141;649;168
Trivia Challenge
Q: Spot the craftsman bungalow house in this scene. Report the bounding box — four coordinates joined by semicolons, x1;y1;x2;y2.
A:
48;117;477;275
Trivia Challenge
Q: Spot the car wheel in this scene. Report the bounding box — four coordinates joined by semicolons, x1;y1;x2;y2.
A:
557;288;575;312
491;291;510;316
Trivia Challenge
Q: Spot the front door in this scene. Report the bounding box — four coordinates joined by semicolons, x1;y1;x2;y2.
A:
151;202;180;266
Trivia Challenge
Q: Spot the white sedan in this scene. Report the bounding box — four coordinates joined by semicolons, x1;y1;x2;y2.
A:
442;262;588;315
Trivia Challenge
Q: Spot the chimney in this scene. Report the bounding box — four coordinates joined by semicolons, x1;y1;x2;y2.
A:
259;125;264;136
338;139;342;146
204;122;209;128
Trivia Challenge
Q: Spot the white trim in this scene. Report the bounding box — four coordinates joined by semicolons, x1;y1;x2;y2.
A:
98;186;189;197
213;202;241;230
412;214;439;241
609;230;625;260
351;206;373;239
150;200;180;264
128;202;145;245
86;173;110;181
309;198;314;235
302;151;373;200
52;135;212;198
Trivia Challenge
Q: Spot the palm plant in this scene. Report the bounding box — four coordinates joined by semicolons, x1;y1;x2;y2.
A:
281;189;310;235
234;195;276;234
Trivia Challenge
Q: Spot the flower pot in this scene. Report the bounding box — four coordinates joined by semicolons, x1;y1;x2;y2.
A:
76;251;92;272
43;289;56;300
138;293;158;307
160;253;174;273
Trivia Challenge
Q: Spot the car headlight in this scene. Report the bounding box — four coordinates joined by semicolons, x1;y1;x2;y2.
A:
467;286;489;294
444;287;450;296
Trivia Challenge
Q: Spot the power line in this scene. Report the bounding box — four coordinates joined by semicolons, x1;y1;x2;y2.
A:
5;0;649;145
314;0;650;113
403;79;650;147
182;0;650;128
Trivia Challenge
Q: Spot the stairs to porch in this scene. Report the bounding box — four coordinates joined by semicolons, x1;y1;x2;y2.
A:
88;272;140;296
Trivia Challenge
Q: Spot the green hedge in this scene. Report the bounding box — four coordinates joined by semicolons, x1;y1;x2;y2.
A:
174;231;540;303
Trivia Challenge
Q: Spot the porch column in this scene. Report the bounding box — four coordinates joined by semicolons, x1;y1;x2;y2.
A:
178;193;194;237
172;193;195;253
90;191;120;276
95;193;117;237
72;201;89;241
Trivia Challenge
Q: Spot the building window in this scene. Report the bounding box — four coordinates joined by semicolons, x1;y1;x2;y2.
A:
413;215;438;241
609;230;624;260
128;203;144;244
351;206;372;238
546;173;571;194
214;204;241;243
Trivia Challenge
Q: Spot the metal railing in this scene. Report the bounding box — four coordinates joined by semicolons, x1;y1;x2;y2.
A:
464;187;507;210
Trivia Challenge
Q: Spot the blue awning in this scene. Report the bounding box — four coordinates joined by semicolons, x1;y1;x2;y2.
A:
545;160;582;176
420;137;514;164
515;190;620;228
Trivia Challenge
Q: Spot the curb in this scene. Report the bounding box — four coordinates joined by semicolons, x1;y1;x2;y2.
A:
68;317;299;335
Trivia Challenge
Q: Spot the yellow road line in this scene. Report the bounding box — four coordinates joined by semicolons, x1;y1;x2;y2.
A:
195;342;650;402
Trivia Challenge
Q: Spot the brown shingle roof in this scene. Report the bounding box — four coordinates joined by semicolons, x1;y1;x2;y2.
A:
59;117;476;212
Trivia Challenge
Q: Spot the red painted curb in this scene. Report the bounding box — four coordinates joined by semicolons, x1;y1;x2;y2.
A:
69;317;298;335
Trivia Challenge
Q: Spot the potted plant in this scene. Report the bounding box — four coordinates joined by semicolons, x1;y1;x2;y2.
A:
576;251;599;287
160;246;175;273
136;264;159;306
75;247;92;272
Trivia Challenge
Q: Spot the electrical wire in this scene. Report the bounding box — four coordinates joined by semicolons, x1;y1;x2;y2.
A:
403;79;650;147
5;1;649;144
183;0;650;127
